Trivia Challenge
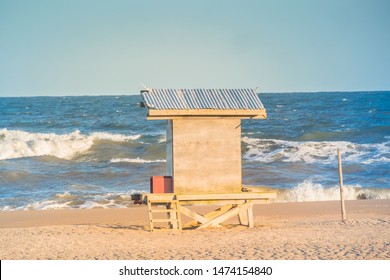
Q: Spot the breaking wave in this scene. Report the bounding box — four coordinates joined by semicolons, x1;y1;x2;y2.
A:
242;137;390;164
274;179;390;202
0;191;144;211
3;180;389;211
0;129;140;160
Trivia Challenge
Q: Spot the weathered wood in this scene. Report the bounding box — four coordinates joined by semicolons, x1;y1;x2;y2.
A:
149;116;248;120
146;193;177;201
338;149;347;222
203;204;233;220
176;202;182;230
179;205;209;224
148;115;266;120
178;199;271;205
167;202;182;230
247;201;254;228
198;203;250;229
147;108;267;119
181;204;233;228
179;199;244;205
176;193;276;201
147;198;181;231
150;209;178;213
238;208;248;226
242;186;276;193
145;193;269;230
147;199;154;231
238;201;254;226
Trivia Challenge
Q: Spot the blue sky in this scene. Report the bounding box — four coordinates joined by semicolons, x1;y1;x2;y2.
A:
0;0;389;96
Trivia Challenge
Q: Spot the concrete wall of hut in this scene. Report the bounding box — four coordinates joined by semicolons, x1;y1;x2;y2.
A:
166;118;242;194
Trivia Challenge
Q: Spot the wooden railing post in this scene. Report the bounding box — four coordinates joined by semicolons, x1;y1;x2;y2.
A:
338;149;347;222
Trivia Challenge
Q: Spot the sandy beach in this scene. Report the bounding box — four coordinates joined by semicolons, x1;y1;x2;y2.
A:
0;199;389;260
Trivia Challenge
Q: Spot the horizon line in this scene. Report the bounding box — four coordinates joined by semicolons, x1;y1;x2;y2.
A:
0;89;389;98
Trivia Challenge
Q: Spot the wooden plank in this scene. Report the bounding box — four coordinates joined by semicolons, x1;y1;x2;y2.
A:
247;201;254;228
198;202;251;229
167;201;181;230
147;200;154;231
177;192;276;201
178;199;244;205
338;149;347;222
242;186;276;192
179;205;209;224
183;220;201;228
148;116;239;120
150;209;178;213
145;192;276;203
147;109;267;119
147;115;266;120
145;193;269;230
146;194;176;201
203;204;233;220
176;201;183;230
181;205;232;228
148;199;177;203
166;203;174;229
238;208;248;226
177;198;269;205
147;195;182;231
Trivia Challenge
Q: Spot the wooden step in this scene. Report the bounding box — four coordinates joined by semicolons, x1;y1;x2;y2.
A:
150;209;178;213
147;198;182;231
151;218;180;222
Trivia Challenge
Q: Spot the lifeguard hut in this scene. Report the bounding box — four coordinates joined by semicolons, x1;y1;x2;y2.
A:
141;88;276;230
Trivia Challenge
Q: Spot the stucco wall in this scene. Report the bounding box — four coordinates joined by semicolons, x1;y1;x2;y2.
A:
168;118;242;194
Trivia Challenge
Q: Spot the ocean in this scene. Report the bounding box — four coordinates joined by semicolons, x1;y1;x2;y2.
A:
0;91;389;210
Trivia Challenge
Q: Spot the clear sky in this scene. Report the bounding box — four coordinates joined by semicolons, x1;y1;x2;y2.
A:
0;0;389;96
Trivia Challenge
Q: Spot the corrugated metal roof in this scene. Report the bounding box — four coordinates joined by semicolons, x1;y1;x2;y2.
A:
140;88;265;110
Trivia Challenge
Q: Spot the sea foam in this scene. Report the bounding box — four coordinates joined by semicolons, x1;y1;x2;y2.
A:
242;137;390;164
276;179;390;202
110;157;166;163
0;129;140;160
3;181;389;211
0;191;144;211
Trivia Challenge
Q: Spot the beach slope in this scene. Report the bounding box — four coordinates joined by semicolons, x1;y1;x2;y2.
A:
0;200;389;260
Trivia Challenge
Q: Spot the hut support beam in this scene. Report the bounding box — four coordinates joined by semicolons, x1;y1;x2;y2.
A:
145;193;275;231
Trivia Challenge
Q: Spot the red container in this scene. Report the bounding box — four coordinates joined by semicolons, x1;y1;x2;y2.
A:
150;176;173;193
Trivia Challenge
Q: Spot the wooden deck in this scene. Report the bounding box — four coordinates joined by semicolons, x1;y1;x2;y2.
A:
145;192;276;231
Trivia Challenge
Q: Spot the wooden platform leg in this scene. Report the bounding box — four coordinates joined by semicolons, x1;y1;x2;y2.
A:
167;203;174;229
239;200;254;227
147;199;154;232
247;201;254;228
167;201;182;230
238;207;249;226
175;201;182;230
